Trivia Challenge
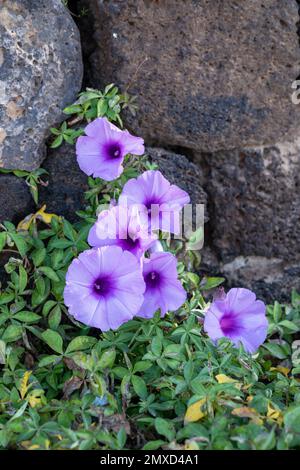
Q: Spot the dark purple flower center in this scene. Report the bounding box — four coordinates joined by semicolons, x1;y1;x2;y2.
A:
118;235;140;253
105;141;122;159
145;198;161;216
145;270;161;288
92;276;113;298
220;314;242;336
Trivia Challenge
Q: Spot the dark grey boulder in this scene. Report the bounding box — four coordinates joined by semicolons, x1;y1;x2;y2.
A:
0;0;83;170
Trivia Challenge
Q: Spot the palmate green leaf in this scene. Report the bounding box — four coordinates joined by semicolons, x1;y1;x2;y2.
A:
41;329;63;354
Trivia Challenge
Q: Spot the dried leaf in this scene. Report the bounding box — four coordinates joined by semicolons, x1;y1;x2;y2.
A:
63;376;83;399
232;406;263;425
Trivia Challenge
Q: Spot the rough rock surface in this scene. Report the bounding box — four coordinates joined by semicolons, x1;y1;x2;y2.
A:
199;141;300;262
39;143;89;223
221;256;300;303
0;174;34;223
0;0;83;170
81;0;300;152
195;139;300;301
146;147;207;213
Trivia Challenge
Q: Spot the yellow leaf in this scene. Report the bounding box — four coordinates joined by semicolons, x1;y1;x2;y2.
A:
17;214;35;232
185;440;199;450
28;444;40;450
20;371;32;400
270;366;290;377
215;374;242;390
246;395;254;403
17;205;60;232
267;402;283;425
28;388;44;408
36;205;60;225
184;398;207;423
28;396;41;408
232;406;263;425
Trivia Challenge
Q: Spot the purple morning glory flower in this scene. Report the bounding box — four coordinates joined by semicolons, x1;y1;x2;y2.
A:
88;205;156;260
63;246;145;331
119;170;190;233
137;252;187;319
204;288;268;354
76;117;144;181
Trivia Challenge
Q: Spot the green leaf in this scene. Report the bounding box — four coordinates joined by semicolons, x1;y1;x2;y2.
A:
41;329;63;354
50;135;63;148
142;440;165;450
200;277;225;290
98;349;116;369
31;248;46;267
63;104;82;115
0;340;6;364
279;320;299;332
38;266;60;282
131;375;147;399
38;355;61;367
273;301;282;323
0;292;15;305
18;265;27;294
263;342;289;359
13;311;41;323
154;417;175;442
0;232;7;252
151;336;163;356
117;427;127;449
2;325;23;343
48;305;61;330
10;233;28;257
66;336;97;354
133;360;152;373
284;405;300;434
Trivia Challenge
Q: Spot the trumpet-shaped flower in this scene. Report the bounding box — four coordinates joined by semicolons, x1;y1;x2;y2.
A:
88;205;156;259
64;246;145;331
119;170;190;233
76;117;144;181
137;252;187;318
204;288;268;354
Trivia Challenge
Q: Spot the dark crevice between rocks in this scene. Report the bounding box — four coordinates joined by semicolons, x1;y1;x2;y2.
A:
68;0;99;89
295;0;300;81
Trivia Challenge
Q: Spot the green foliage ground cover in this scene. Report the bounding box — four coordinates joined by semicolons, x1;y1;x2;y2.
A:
0;87;300;450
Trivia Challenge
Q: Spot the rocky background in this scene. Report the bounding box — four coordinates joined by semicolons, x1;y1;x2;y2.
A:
1;0;300;301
